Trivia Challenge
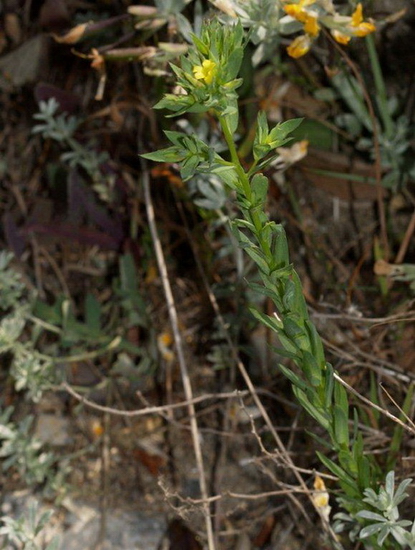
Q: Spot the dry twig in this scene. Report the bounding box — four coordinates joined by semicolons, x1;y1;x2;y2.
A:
140;164;216;550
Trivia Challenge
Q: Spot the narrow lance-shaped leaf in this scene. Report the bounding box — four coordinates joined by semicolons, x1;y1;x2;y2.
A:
141;147;186;163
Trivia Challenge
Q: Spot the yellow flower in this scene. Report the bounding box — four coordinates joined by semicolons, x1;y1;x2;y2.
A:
284;4;307;20
331;29;351;45
287;34;311;58
192;59;217;85
350;2;375;37
352;21;376;37
284;4;320;38
157;331;174;361
312;475;331;521
304;13;320;37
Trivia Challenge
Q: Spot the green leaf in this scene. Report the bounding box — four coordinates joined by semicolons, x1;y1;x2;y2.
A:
282;278;296;311
253;143;272;161
85;293;101;333
293;386;329;429
290;271;309;319
180;154;200;180
253;111;270;161
247;281;279;301
141;146;185;163
283;316;309;351
334;379;349;420
222;100;239;134
323;362;334;409
276;331;300;354
261;266;293;286
244;247;270;274
268;118;303;147
271;224;290;267
249;307;283;331
357;452;372;490
334;404;350;448
358;510;387;523
306;429;332;450
233;218;256;232
153;93;191;112
256;111;269;141
331;72;372;132
226;46;244;80
270;345;299;361
278;362;307;391
305;320;325;366
190;34;209;56
316;452;358;494
251;173;269;204
236;230;270;273
163;130;187;146
33;297;64;326
302;350;321;387
211;164;240;190
283;316;304;339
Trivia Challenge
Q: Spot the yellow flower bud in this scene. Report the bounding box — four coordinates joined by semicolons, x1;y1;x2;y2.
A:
350;2;375;37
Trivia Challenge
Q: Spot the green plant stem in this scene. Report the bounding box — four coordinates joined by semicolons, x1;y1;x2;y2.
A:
219;116;252;201
219;116;273;258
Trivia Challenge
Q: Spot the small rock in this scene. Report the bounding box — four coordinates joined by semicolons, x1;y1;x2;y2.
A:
35;414;72;446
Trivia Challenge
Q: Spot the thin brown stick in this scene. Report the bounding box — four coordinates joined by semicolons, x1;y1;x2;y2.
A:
333;373;415;435
140;166;216;550
380;383;415;431
62;383;246;416
395;208;415;264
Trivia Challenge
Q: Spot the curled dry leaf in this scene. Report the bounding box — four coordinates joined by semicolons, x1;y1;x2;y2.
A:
52;22;89;44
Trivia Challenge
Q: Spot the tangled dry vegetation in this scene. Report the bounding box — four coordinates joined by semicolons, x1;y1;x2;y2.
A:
1;1;415;549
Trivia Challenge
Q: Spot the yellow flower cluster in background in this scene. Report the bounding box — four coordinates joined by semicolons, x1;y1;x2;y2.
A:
282;1;375;58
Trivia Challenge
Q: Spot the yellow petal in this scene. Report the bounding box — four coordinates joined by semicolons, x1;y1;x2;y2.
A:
331;29;351;44
304;14;320;37
192;59;217;84
353;21;376;37
284;4;305;21
287;35;311;58
351;3;363;26
312;475;330;512
314;474;326;492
